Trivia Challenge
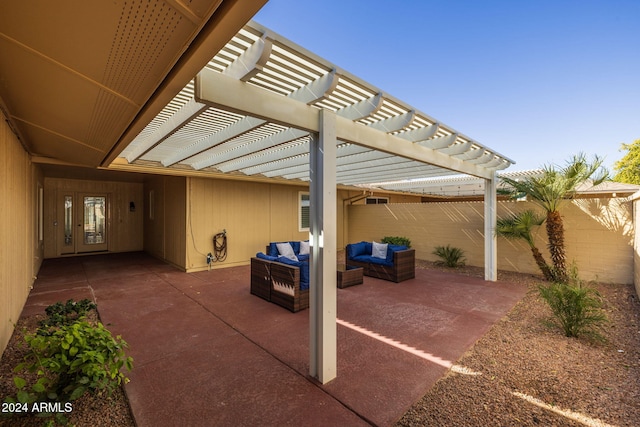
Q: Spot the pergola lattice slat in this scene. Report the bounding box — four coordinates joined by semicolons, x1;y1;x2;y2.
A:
120;19;515;192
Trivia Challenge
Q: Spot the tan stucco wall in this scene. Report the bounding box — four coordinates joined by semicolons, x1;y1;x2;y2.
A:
141;176;425;272
143;175;187;269
348;199;634;284
1;111;43;356
184;178;310;271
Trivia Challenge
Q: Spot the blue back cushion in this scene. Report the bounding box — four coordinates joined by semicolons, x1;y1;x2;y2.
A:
267;243;278;257
364;241;373;255
268;241;301;257
386;245;408;264
347;241;371;259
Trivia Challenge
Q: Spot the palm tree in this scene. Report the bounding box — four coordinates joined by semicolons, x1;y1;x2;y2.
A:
500;153;608;283
496;210;554;281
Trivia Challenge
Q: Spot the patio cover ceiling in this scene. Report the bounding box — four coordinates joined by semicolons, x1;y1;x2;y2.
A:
110;20;515;191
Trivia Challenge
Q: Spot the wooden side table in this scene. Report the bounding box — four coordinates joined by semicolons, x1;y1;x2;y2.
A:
337;264;363;288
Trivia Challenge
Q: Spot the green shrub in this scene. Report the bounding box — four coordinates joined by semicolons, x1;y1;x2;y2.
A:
38;299;97;333
432;244;466;268
381;236;411;247
538;282;607;340
8;320;133;405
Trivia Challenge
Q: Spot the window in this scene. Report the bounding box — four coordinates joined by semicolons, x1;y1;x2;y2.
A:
299;192;310;231
64;195;73;246
366;197;388;204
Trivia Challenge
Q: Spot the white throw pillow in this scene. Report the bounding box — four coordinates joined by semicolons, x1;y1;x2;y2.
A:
372;241;388;259
276;242;298;261
299;240;310;255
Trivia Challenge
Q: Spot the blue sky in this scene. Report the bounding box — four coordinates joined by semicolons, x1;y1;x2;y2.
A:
254;0;639;173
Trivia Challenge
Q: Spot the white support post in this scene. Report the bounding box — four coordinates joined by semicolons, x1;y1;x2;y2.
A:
309;109;337;384
484;173;498;281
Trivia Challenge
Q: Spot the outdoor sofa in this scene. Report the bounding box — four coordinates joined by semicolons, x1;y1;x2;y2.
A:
346;241;415;283
250;241;310;312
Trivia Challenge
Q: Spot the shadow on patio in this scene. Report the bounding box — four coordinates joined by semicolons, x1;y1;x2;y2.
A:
21;252;527;427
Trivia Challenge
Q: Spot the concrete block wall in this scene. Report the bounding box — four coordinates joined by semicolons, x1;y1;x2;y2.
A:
348;198;634;284
633;195;640;296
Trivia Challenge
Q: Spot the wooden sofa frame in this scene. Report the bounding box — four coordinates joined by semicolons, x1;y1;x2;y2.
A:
250;257;309;312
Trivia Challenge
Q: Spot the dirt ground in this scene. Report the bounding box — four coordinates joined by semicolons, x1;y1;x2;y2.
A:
397;261;640;426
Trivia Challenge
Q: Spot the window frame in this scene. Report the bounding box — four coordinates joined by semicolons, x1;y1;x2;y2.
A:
365;197;389;205
299;191;310;232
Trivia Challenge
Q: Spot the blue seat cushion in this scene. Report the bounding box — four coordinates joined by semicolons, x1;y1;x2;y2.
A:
351;254;393;267
369;256;393;267
351;254;372;263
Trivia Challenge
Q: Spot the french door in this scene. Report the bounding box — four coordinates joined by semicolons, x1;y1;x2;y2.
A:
60;193;109;254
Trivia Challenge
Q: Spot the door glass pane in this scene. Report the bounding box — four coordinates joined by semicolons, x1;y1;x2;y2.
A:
64;196;73;246
84;196;106;245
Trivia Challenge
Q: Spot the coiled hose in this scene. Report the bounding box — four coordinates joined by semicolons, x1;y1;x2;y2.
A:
212;230;227;262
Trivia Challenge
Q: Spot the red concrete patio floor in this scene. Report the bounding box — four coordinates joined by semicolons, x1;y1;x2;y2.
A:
20;252;528;426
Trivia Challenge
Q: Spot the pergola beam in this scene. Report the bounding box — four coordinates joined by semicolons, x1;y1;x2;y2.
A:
195;69;495;179
222;35;272;81
125;98;208;162
438;140;473;155
288;70;339;104
339;165;444;185
396;123;440;143
240;141;310;175
198;127;308;171
336;93;383;120
165;116;266;167
453;147;486;161
366;110;415;133
420;133;457;149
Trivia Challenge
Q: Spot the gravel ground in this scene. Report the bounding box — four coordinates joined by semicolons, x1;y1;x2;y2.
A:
0;313;135;427
397;261;640;427
2;262;639;427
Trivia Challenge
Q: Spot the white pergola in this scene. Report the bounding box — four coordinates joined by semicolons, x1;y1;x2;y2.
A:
112;20;515;384
379;170;542;198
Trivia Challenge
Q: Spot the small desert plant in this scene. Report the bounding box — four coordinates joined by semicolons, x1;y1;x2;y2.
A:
432;244;466;268
538;265;607;340
5;300;133;419
496;210;555;281
381;236;411;247
8;320;133;405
